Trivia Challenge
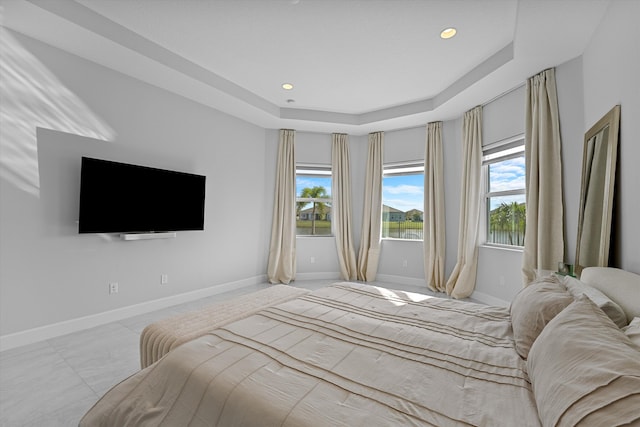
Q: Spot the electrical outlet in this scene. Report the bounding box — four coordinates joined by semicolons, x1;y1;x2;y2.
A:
161;274;169;285
109;282;119;294
402;259;408;268
310;257;316;264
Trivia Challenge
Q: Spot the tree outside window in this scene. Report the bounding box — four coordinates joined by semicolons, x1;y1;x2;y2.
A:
296;165;332;236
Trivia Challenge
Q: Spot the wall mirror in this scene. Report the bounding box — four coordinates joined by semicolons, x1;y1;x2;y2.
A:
575;105;620;277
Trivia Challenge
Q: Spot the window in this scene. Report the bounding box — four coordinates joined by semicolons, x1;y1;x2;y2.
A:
382;162;424;240
483;136;526;247
296;164;332;236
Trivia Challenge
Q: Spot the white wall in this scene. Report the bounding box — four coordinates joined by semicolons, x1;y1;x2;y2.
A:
292;132;341;278
0;32;270;338
475;57;586;304
377;126;429;282
582;0;640;274
474;85;526;303
3;1;637;343
285;55;588;305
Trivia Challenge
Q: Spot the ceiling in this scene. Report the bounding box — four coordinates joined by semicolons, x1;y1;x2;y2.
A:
2;0;612;135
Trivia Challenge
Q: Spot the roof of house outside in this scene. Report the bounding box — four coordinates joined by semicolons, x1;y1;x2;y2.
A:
405;209;424;215
382;205;404;213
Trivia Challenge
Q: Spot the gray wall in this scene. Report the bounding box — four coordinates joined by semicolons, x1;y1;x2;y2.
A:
291;131;341;277
476;56;586;304
0;33;270;336
582;0;640;273
286;47;611;305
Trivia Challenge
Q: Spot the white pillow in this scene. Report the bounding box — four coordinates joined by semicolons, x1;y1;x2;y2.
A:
510;275;573;359
527;296;640;427
622;317;640;347
562;275;627;328
580;267;640;323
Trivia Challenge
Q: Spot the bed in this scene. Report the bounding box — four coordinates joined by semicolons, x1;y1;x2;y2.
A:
80;267;640;426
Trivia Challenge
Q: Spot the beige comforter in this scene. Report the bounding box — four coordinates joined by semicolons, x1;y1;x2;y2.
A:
80;282;541;426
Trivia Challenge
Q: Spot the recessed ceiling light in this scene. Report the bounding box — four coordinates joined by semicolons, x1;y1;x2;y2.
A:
282;83;294;90
440;27;457;39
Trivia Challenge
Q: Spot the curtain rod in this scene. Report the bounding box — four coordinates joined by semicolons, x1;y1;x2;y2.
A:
481;82;525;107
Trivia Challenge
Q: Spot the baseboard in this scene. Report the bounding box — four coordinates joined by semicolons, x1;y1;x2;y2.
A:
295;272;341;281
0;273;512;352
0;274;267;352
470;290;510;307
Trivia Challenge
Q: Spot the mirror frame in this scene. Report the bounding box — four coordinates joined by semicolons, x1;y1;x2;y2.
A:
575;105;620;277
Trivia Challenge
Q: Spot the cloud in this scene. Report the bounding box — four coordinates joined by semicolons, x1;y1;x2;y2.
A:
384;184;423;195
489;158;525;192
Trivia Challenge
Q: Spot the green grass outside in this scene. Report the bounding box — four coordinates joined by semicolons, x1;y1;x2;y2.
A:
296;220;331;228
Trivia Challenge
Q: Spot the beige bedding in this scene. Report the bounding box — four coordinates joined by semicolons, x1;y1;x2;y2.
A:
140;285;311;368
80;282;540;426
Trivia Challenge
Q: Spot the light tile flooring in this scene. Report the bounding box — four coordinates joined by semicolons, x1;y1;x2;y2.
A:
0;279;441;426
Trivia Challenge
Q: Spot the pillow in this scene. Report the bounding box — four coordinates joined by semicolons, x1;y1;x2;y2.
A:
509;275;573;359
580;267;640;323
622;317;640;347
527;296;640;427
562;275;628;327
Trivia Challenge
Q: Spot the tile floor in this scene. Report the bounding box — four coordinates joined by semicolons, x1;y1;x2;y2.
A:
0;279;441;426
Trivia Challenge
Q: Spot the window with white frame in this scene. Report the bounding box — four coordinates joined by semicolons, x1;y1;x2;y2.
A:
382;161;424;240
483;136;526;247
296;164;332;236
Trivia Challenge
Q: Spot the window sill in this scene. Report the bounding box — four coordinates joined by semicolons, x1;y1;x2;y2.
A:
479;243;524;253
382;238;423;243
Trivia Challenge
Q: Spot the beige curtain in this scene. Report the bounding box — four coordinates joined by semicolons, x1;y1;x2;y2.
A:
446;107;483;299
424;122;446;292
332;133;357;280
522;68;564;284
357;131;384;281
267;129;296;284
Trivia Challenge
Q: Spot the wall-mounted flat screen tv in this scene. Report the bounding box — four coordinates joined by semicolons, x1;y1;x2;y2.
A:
78;157;206;234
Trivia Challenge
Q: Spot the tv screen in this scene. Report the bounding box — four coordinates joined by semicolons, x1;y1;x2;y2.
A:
78;157;206;234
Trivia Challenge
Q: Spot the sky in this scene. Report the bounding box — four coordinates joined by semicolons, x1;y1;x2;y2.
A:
488;156;526;209
382;174;424;212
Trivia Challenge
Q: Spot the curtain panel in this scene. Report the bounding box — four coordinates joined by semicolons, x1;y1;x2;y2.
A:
267;129;296;284
424;122;446;292
522;68;564;284
357;131;384;282
446;107;483;299
332;133;357;280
